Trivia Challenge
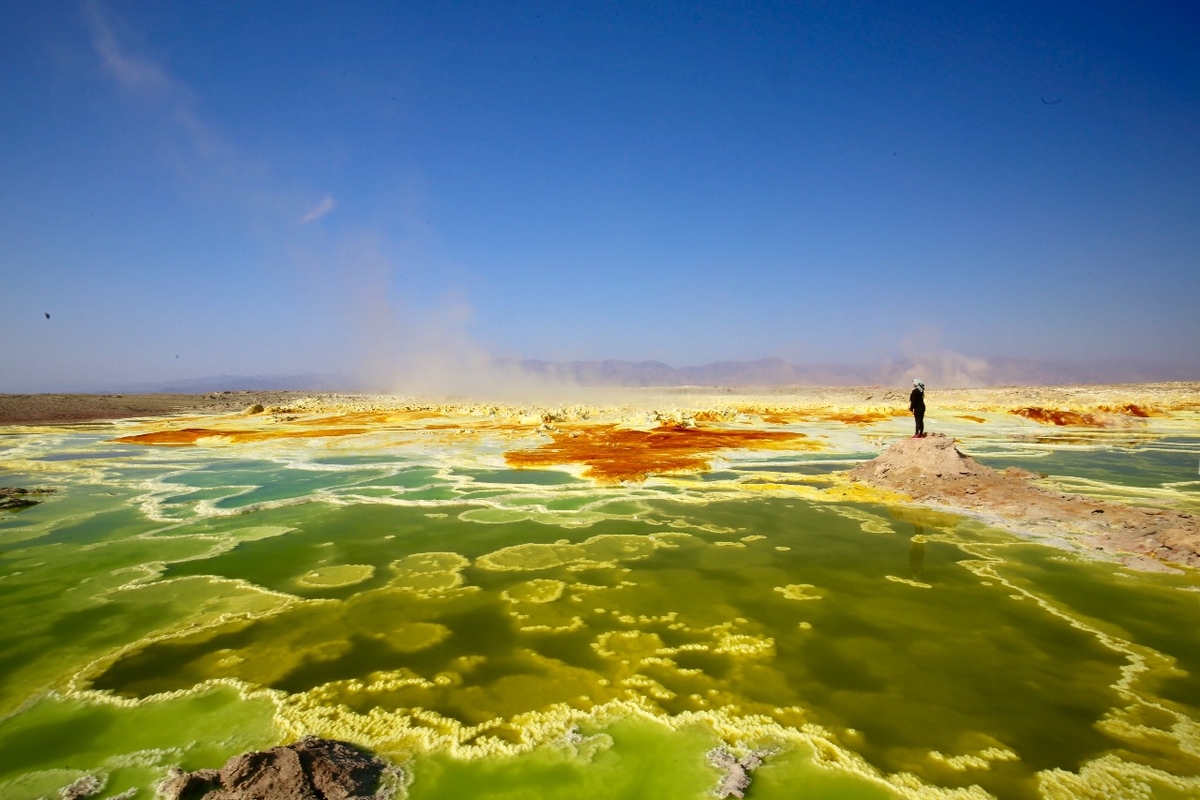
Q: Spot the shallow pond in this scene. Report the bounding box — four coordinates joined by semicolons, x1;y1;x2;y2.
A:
1;410;1198;799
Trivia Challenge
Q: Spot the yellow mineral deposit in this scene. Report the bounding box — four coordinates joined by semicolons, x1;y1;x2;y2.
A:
504;422;817;482
475;533;689;572
774;584;824;601
2;384;1199;799
296;564;376;588
388;552;471;594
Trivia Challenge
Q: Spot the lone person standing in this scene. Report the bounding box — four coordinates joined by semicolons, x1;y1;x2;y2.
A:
909;379;926;438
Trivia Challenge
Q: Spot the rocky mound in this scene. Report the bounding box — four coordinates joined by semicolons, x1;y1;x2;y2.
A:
849;433;996;489
158;737;396;800
0;486;53;511
850;434;1200;570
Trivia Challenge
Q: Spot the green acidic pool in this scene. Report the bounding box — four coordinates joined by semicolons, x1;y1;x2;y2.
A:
1;422;1198;799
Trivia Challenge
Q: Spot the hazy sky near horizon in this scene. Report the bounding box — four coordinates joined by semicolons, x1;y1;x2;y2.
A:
2;1;1198;391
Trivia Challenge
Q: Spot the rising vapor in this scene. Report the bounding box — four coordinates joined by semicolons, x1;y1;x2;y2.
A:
301;195;336;224
83;1;175;95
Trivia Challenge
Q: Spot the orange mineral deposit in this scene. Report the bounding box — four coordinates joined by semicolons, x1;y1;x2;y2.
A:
505;423;815;483
747;408;903;426
113;427;368;445
1011;407;1104;427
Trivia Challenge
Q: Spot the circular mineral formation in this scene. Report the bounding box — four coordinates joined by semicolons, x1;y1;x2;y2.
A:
296;564;376;588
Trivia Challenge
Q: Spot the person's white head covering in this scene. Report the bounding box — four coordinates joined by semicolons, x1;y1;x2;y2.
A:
912;378;924;392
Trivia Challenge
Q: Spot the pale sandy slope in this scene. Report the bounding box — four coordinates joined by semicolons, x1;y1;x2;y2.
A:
849;433;1199;571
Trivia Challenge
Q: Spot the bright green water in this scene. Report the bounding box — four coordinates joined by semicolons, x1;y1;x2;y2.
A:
1;421;1199;799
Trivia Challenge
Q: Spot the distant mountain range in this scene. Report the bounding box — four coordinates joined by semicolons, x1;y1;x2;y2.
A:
508;356;1198;388
93;373;355;394
90;357;1198;394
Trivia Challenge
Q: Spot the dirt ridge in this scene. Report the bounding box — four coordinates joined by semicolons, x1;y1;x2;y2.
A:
850;433;1199;570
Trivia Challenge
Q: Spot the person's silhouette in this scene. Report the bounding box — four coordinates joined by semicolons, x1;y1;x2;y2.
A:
909;379;926;438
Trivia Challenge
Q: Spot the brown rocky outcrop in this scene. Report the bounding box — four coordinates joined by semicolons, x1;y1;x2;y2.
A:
157;737;396;800
0;486;53;511
849;433;1200;570
849;433;994;488
0;392;312;425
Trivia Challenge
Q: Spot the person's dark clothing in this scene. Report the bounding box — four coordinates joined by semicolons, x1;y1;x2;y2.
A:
909;388;925;436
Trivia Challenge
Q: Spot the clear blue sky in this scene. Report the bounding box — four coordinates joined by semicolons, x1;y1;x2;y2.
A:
2;1;1198;391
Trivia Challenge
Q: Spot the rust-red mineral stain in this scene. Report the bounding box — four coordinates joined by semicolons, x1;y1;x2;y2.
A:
1011;407;1104;427
1097;403;1156;418
292;410;444;427
504;424;815;483
113;427;368;445
1011;404;1163;427
749;409;905;426
112;428;231;445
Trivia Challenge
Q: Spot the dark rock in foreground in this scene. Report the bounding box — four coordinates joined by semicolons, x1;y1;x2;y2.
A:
158;737;398;800
1;486;54;511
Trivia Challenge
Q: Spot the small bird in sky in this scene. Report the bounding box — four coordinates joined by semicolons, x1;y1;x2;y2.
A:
44;312;50;319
